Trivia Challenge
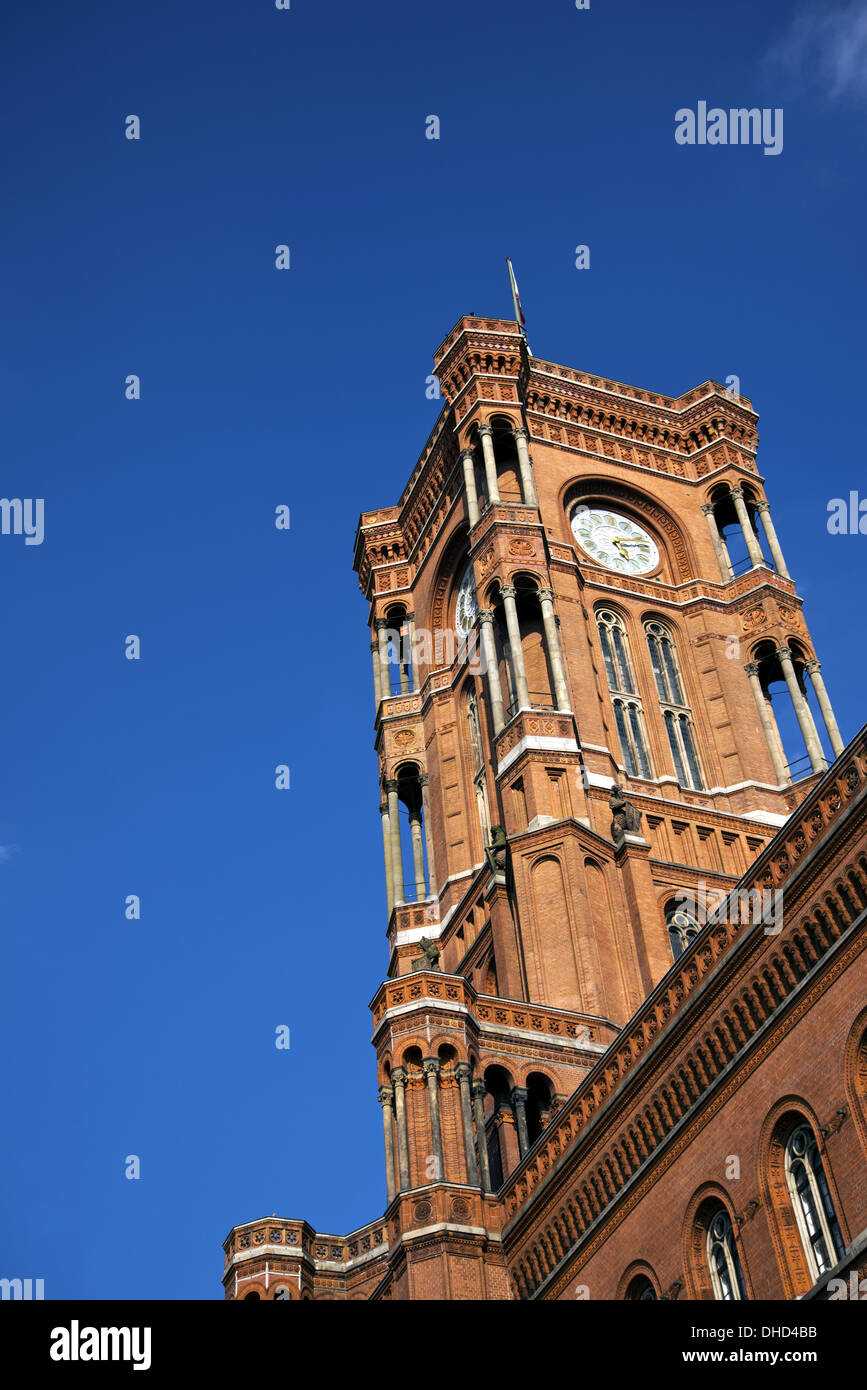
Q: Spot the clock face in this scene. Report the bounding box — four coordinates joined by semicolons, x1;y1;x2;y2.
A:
570;507;659;575
455;564;479;635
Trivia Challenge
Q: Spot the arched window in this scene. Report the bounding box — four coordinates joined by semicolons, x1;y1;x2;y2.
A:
384;607;414;696
706;1208;747;1301
596;610;652;778
665;898;699;961
625;1274;658;1301
525;1072;556;1146
785;1124;845;1279
645;620;703;789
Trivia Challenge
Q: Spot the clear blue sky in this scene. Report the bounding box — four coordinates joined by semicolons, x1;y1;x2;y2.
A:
2;0;865;1299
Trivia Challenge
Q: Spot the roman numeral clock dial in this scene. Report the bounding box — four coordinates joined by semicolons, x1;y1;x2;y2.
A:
570;507;659;575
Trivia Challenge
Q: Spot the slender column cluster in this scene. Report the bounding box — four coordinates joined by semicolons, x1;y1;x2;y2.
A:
804;659;844;758
456;1064;480;1185
379;800;395;914
511;1086;530;1157
744;663;789;785
775;646;827;773
419;773;438;897
478;610;506;734
461;449;480;528
702;503;733;581
753;500;790;578
745;648;843;780
478;425;500;505
513;427;537;507
391;1067;411;1191
538;587;571;711
385;779;404;907
423;1059;445;1182
379;1085;396;1204
376;618;391;696
471;1079;492;1193
501;586;530;710
730;487;765;568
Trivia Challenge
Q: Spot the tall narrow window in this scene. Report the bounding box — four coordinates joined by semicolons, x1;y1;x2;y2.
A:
706;1208;747;1301
645;620;703;790
785;1124;845;1280
665;899;699;961
597;609;652;778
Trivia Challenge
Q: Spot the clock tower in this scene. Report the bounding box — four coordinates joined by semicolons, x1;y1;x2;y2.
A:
223;312;859;1302
353;314;843;1207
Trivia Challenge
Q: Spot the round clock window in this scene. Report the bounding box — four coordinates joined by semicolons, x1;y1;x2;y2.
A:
570;507;659;576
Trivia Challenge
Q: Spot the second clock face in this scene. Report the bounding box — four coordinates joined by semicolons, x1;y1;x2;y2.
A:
570;507;659;575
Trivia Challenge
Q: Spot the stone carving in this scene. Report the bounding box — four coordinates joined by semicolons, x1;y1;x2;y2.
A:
508;538;536;557
742;604;766;631
609;783;643;843
411;936;441;973
485;825;509;877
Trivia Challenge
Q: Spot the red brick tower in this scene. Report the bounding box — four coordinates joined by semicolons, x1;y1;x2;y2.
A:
223;314;851;1301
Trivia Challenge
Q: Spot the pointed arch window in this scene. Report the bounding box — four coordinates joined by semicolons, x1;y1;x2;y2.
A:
706;1208;747;1301
665;899;699;961
597;610;652;778
625;1274;658;1301
785;1124;845;1280
645;620;704;790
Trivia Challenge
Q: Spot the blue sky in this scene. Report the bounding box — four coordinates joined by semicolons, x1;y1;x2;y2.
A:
1;0;865;1299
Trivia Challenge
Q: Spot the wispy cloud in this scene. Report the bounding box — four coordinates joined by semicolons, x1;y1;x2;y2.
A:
0;845;18;864
771;1;867;101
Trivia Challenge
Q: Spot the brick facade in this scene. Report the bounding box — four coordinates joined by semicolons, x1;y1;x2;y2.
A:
223;316;866;1302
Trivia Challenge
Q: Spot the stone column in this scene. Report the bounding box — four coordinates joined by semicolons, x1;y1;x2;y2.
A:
730;487;765;568
423;1058;445;1183
478;610;506;734
386;779;405;906
701;503;733;581
511;1086;530;1158
403;612;416;694
804;659;844;759
391;1067;411;1191
744;663;790;786
419;773;438;897
371;639;382;707
376;618;392;699
380;800;395;915
479;424;500;505
501;585;530;711
409;807;426;900
538;587;571;711
776;646;827;774
461;448;480;528
456;1064;480;1185
513;427;537;507
753;500;791;579
379;1085;397;1205
471;1079;492;1193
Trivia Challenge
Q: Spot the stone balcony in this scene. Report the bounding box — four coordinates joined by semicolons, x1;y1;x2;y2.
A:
370;971;619;1055
223;1213;387;1272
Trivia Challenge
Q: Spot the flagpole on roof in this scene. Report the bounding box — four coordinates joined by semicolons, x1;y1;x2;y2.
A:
507;257;532;356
